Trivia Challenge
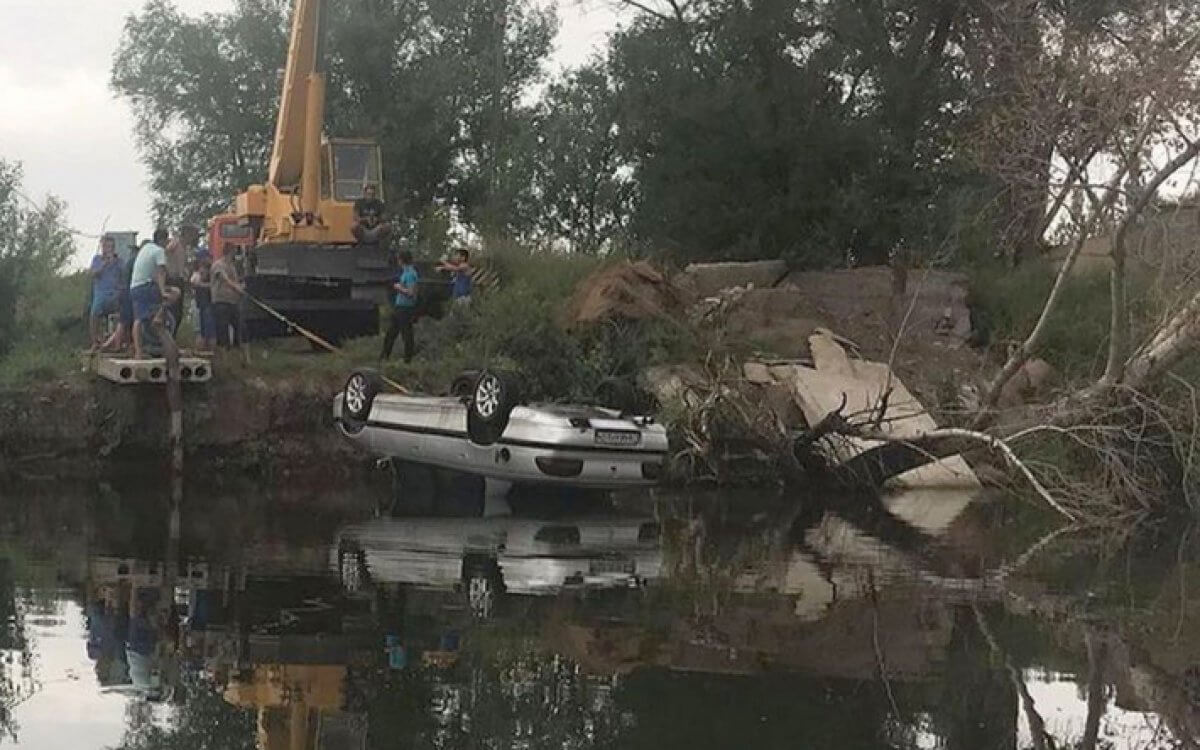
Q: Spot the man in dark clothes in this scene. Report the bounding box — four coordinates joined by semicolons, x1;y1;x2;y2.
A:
99;241;141;352
164;225;199;337
352;184;393;245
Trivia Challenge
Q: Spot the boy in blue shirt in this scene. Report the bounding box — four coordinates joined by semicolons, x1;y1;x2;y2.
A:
380;250;419;362
437;248;472;305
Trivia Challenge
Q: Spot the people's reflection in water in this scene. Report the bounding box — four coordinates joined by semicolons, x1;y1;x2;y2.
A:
85;570;180;700
126;588;161;693
86;583;130;686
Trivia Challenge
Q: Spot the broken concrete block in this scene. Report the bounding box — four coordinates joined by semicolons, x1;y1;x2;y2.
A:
683;260;788;297
742;362;774;384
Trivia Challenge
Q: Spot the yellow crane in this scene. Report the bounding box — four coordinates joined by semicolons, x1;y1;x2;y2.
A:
209;0;391;343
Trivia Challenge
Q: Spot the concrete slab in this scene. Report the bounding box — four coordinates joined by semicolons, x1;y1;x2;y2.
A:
777;331;979;489
85;355;213;385
742;361;774;384
683;259;788;297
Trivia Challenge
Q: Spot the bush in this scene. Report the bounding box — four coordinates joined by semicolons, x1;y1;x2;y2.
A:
0;161;74;357
401;245;686;407
967;258;1154;381
0;271;89;387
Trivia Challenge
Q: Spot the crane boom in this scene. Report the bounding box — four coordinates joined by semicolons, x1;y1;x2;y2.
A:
267;0;326;212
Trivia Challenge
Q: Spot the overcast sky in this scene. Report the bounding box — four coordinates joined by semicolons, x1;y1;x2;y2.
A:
0;0;625;269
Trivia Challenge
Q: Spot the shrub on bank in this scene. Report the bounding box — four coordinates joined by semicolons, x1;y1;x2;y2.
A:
967;258;1154;381
0;271;90;386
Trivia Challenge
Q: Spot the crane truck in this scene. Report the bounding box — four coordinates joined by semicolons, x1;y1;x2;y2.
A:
209;0;443;343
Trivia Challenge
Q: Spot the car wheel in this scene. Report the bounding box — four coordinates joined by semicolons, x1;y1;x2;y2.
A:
467;369;520;445
449;369;481;398
462;557;504;620
342;369;383;433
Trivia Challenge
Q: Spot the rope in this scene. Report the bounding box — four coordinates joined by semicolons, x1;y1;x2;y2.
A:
239;290;410;394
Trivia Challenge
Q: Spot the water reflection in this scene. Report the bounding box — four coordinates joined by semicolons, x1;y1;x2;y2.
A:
0;479;1195;749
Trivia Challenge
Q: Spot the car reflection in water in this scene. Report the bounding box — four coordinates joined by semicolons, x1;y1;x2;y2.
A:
21;475;1196;750
333;514;663;620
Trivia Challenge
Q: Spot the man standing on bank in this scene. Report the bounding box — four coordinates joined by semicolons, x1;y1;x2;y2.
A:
129;228;171;359
210;250;244;349
380;250;418;363
87;235;122;351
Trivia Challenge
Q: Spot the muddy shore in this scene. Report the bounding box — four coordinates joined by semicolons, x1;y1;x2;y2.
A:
0;373;363;481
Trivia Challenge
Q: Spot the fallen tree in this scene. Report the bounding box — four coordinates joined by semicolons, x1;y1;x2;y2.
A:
800;0;1200;522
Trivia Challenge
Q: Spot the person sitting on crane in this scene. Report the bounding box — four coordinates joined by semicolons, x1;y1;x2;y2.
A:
352;184;392;246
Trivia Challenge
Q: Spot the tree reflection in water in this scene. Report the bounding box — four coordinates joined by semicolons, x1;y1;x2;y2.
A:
0;482;1197;749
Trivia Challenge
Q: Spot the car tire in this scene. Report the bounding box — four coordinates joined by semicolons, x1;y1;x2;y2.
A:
449;369;481;398
462;556;504;620
467;369;520;445
342;369;383;433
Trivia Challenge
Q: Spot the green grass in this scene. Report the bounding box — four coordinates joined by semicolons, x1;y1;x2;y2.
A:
0;271;91;387
967;257;1156;382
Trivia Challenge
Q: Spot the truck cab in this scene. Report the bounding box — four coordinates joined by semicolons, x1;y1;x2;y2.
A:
207;214;256;261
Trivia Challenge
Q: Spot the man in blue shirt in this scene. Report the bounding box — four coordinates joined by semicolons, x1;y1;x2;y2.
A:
88;235;122;350
380;250;419;362
437;248;472;306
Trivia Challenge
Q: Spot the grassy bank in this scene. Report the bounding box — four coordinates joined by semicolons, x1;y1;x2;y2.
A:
0;270;91;387
0;248;691;408
967;258;1156;380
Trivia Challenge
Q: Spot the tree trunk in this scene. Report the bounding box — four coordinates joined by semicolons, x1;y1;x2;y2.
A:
1098;138;1200;389
1079;631;1109;750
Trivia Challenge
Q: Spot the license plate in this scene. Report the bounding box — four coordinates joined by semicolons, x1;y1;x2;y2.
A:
595;430;640;447
589;558;635;575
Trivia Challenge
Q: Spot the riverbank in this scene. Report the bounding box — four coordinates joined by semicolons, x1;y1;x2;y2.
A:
0;259;981;484
0;368;358;481
2;252;1171;517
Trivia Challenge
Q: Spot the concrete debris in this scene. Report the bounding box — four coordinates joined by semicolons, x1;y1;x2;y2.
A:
682;259;788;297
742;362;773;384
770;330;979;488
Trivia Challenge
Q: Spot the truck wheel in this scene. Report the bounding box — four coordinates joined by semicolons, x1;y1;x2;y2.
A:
467;369;520;445
342;369;383;432
462;556;504;620
338;544;369;594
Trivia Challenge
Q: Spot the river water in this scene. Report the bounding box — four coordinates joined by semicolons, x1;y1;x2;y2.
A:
0;477;1196;749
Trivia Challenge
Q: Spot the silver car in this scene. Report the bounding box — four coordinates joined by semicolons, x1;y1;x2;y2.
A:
334;369;669;489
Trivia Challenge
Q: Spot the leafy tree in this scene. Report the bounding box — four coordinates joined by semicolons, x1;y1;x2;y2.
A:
519;62;635;252
0;161;75;356
324;0;556;242
111;0;289;228
109;674;257;750
113;0;556;240
603;0;983;266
